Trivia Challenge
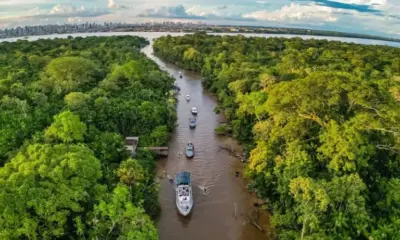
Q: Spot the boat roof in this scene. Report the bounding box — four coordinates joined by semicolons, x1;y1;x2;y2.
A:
176;171;191;185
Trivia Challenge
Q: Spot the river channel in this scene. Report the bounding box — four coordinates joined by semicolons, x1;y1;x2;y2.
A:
142;40;270;240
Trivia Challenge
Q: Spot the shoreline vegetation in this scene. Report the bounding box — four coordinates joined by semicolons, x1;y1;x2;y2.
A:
0;36;177;239
0;22;399;44
153;33;400;239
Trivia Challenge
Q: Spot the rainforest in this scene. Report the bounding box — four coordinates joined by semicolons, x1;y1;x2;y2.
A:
153;33;400;239
0;36;177;239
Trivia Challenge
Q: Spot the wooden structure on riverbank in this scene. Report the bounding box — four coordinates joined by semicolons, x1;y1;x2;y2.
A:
125;137;139;157
125;137;169;157
140;147;169;156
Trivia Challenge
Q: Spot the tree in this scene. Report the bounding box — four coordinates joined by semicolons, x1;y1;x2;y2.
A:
89;184;158;240
64;92;88;110
0;143;103;239
45;110;87;143
45;56;99;94
117;159;146;187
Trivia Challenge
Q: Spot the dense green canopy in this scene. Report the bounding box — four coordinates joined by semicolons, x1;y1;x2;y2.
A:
0;35;176;239
154;33;400;239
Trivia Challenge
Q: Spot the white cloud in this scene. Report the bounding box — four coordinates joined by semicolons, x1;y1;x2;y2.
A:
50;4;85;15
139;5;202;18
108;0;128;9
243;3;339;23
38;4;109;18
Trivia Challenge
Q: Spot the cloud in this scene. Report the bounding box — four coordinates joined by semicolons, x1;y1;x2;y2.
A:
243;3;340;23
32;4;110;18
142;4;248;21
139;5;205;19
108;0;128;9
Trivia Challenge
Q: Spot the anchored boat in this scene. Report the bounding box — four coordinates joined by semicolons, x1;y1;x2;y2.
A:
189;117;196;128
175;171;193;216
185;142;194;158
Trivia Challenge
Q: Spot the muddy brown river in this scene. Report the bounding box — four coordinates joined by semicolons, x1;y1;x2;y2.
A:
142;41;271;240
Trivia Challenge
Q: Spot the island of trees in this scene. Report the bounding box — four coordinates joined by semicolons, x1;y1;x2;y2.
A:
0;36;177;239
154;33;400;239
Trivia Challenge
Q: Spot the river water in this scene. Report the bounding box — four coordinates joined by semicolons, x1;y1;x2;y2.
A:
142;41;271;240
2;32;398;240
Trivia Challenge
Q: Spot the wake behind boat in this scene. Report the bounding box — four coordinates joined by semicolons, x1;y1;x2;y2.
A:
175;171;193;216
185;142;194;158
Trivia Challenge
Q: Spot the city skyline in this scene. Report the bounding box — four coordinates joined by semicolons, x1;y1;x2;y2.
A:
0;0;399;38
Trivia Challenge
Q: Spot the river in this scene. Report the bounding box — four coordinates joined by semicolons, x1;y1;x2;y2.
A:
141;40;271;240
2;32;398;240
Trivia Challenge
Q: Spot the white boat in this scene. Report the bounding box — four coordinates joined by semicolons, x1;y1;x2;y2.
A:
175;171;193;216
185;95;191;101
191;107;198;115
179;71;183;78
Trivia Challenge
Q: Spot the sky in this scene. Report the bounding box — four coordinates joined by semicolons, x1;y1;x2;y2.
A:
0;0;399;38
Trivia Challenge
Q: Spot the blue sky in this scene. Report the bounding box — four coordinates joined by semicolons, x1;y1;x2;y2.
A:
0;0;399;38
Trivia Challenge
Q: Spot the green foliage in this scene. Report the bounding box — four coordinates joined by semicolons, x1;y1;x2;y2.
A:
118;159;146;186
64;92;88;110
154;34;400;239
215;123;232;136
0;143;103;239
45;110;87;143
90;184;158;240
0;36;174;238
45;56;100;94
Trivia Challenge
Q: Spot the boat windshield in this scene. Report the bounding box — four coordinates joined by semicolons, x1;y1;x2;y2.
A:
176;172;191;185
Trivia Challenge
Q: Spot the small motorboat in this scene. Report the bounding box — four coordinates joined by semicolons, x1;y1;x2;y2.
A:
175;171;193;216
185;142;194;158
191;107;198;115
185;95;191;101
179;71;183;78
189;117;196;128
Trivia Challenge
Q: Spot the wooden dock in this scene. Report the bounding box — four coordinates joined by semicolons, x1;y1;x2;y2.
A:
125;137;169;156
140;147;169;156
